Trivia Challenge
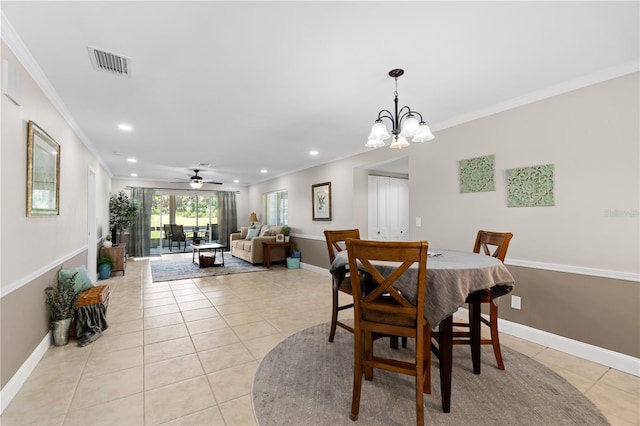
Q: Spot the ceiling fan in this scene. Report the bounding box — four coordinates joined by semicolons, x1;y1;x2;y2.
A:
182;169;222;188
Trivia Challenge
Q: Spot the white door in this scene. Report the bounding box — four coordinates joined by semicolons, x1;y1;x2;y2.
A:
87;168;97;282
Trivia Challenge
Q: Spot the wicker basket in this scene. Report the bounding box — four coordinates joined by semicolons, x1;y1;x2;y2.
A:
199;255;216;268
75;285;110;308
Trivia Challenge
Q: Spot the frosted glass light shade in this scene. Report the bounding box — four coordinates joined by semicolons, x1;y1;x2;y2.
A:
399;115;419;137
412;123;435;142
389;135;410;149
365;138;386;148
190;180;203;189
368;121;390;141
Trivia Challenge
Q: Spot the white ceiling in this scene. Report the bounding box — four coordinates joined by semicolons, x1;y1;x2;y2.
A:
2;1;638;186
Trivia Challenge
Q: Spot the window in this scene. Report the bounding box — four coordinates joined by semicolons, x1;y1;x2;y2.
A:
151;192;219;245
263;190;288;226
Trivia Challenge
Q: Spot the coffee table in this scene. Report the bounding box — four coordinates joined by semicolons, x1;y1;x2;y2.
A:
192;243;225;266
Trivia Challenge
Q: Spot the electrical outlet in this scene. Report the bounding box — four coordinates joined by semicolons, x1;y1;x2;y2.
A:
511;295;521;310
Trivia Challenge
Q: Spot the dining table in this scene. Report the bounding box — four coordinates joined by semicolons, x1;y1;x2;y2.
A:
330;248;515;413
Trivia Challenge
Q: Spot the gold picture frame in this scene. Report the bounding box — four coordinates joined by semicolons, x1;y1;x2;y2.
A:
27;121;60;216
312;181;332;221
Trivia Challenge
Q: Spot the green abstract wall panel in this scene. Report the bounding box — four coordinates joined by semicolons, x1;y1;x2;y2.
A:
507;164;555;207
459;155;495;193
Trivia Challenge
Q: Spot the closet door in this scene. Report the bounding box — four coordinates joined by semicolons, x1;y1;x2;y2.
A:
389;177;409;241
368;175;390;240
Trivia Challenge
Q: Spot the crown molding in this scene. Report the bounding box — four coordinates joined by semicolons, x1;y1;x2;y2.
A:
1;12;112;177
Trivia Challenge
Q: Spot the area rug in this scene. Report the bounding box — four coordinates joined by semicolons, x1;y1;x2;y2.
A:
252;322;609;426
150;253;268;282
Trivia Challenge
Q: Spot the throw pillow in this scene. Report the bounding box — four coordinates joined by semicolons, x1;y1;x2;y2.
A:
259;225;271;237
246;228;260;240
240;226;249;239
59;265;93;294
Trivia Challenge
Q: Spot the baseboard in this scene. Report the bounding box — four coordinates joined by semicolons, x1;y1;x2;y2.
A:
455;307;640;377
0;332;51;414
300;262;330;276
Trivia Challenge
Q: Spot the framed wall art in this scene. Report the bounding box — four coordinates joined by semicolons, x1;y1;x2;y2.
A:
27;120;60;216
312;181;332;221
507;164;555;207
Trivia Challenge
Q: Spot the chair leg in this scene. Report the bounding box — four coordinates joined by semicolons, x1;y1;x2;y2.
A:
416;331;425;426
490;302;505;370
329;288;339;342
423;328;431;395
350;332;363;421
364;332;374;381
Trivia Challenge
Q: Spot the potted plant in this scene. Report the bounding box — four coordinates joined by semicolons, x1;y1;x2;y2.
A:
109;191;138;245
97;254;115;280
283;226;291;242
45;271;79;346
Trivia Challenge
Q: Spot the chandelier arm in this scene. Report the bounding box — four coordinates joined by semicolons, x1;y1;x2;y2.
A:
398;108;424;123
377;110;394;122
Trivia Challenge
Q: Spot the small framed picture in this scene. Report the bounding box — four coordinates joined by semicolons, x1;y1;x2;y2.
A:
312;181;332;221
276;234;284;242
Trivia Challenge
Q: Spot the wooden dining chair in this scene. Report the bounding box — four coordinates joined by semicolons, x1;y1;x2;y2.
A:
324;229;361;342
346;239;431;426
452;230;513;370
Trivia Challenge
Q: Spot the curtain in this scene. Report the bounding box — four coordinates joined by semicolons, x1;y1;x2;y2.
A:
130;187;155;257
217;191;238;248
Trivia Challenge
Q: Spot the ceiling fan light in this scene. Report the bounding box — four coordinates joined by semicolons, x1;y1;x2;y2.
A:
368;121;390;141
190;180;203;189
412;123;435;142
389;135;410;149
399;115;420;137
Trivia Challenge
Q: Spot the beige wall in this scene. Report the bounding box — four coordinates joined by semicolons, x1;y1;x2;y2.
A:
248;73;640;358
1;42;112;389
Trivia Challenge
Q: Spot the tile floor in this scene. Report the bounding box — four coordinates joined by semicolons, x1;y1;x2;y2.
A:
1;255;638;425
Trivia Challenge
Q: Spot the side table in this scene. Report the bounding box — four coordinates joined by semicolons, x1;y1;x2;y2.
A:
100;244;126;276
262;241;293;268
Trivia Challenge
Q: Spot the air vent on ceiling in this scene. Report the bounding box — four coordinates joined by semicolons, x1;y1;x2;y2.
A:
87;46;131;77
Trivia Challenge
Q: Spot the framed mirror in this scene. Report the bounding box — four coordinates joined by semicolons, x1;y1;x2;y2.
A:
27;121;60;216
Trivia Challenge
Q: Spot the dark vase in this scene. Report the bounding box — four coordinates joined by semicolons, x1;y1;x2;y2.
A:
112;226;118;244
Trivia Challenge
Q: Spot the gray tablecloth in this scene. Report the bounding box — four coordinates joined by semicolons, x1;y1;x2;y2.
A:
330;248;515;327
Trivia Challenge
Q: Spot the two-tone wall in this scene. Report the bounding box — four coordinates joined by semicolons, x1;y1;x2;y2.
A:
1;40;112;407
248;73;640;366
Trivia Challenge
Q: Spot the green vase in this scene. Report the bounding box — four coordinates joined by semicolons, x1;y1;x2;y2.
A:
98;264;111;280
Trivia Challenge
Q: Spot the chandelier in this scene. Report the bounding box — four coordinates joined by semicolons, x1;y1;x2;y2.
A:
366;69;434;149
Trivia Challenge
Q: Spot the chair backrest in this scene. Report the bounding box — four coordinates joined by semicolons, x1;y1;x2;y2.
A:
324;229;360;263
163;224;171;236
346;239;429;329
473;230;513;263
171;224;186;240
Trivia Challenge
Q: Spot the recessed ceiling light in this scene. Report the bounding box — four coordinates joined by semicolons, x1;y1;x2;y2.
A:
127;158;136;163
233;179;239;183
260;169;268;174
118;124;132;131
310;150;318;156
130;173;137;177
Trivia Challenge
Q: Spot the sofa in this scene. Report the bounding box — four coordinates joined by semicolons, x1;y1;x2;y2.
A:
230;225;287;265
